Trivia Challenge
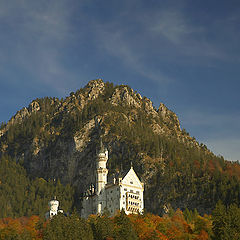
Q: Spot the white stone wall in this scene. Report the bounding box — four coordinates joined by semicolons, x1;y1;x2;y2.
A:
120;168;144;214
120;184;144;214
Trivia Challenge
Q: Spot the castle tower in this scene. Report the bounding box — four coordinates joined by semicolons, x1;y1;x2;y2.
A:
96;140;108;214
49;197;59;217
96;140;108;195
45;196;63;219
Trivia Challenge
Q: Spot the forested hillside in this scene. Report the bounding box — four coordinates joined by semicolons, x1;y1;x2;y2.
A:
0;155;74;218
1;79;240;217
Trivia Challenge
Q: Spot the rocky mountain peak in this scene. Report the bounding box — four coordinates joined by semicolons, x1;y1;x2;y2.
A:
142;97;157;116
109;85;158;117
6;100;42;130
84;79;105;100
158;103;168;118
110;86;141;108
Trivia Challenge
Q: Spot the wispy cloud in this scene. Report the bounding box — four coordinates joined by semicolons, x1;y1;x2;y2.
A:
150;10;202;45
90;18;175;86
0;0;83;95
148;9;228;61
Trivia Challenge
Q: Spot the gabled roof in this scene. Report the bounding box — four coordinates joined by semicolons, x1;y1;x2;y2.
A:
121;167;143;189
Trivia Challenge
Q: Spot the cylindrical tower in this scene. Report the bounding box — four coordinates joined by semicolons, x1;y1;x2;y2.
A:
49;199;59;213
46;197;61;219
96;146;108;195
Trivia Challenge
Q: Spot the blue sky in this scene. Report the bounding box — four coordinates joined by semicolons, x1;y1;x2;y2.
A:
0;0;240;161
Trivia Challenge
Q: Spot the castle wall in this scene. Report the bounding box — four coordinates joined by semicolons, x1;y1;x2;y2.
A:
106;185;120;215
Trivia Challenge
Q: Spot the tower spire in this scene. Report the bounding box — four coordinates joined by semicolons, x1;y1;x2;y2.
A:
99;138;104;153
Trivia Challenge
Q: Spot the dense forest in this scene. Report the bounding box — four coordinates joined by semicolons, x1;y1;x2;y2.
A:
0;155;74;218
0;79;240;219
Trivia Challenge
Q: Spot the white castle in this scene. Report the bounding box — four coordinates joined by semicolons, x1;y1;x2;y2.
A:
81;142;144;218
45;197;63;219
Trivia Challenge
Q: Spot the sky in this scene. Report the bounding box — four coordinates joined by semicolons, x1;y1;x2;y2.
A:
0;0;240;161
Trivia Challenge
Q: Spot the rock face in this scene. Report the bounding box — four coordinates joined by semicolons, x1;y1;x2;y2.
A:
0;79;210;215
85;79;105;100
8;107;29;126
110;87;142;108
158;103;181;131
29;101;41;113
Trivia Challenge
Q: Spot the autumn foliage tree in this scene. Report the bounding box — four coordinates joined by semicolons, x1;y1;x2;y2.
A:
0;215;42;239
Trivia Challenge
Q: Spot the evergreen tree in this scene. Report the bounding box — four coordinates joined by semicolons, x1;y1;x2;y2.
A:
212;201;240;240
113;210;138;240
43;213;93;240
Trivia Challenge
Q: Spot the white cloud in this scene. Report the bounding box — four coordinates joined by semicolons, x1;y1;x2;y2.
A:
146;7;236;62
150;11;200;45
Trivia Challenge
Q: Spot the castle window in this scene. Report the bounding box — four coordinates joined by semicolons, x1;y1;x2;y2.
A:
130;181;133;184
124;188;127;191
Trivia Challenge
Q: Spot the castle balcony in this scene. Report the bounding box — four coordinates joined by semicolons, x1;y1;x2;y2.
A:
126;192;142;213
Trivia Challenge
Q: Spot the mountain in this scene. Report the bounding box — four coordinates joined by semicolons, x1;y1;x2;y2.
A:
1;79;240;217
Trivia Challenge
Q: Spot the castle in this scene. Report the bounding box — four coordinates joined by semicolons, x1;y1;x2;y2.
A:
81;142;144;218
